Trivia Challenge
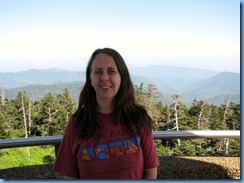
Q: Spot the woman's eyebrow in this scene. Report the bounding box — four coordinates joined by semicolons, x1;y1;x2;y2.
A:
92;68;102;72
92;67;118;71
108;67;117;70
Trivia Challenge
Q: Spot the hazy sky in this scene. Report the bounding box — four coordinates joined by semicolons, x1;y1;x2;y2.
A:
0;0;240;73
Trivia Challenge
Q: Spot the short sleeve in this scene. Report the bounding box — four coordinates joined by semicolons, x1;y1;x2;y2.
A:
53;118;79;178
140;124;160;169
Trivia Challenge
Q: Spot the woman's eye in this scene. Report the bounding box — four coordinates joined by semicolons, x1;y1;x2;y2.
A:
94;70;102;74
109;70;116;74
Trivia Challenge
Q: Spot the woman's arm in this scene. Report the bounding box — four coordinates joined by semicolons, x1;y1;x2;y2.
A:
144;167;157;179
63;175;76;179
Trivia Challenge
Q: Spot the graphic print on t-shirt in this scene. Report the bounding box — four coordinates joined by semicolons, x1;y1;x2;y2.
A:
124;137;140;154
95;144;109;160
80;136;140;161
109;141;124;157
80;147;94;161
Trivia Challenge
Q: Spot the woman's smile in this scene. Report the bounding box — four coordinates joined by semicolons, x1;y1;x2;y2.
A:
100;85;112;89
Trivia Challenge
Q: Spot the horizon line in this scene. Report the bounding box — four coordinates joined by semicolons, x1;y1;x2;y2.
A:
0;64;240;74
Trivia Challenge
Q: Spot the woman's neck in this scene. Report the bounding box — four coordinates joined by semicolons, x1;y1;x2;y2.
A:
97;99;114;114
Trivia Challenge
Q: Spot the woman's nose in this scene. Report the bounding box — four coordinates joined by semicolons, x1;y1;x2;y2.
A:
100;72;109;81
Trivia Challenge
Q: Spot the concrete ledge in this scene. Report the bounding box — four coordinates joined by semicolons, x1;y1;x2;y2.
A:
0;157;240;179
157;156;240;179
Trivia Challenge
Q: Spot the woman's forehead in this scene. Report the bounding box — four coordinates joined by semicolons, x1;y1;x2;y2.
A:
91;53;117;69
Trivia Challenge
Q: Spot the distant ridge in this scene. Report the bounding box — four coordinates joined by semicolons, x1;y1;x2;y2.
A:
181;72;240;105
130;65;220;79
190;71;240;90
0;66;240;105
0;68;86;88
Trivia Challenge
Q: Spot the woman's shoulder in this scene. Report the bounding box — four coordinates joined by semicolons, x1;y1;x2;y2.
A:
64;116;76;132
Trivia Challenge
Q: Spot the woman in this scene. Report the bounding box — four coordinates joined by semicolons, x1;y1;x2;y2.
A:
53;48;160;179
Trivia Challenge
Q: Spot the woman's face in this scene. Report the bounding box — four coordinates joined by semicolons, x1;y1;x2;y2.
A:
90;53;121;105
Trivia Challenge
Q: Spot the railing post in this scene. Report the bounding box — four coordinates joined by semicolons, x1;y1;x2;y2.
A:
54;143;60;157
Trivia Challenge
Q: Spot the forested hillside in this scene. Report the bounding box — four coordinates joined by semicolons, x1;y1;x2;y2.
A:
0;83;240;157
4;81;83;103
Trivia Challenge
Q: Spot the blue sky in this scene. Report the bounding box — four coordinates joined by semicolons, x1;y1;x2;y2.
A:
0;0;240;73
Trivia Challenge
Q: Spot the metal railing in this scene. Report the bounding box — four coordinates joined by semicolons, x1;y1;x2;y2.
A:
152;130;240;139
0;130;240;156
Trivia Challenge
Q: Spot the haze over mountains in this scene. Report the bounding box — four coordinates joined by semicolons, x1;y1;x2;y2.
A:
0;65;240;106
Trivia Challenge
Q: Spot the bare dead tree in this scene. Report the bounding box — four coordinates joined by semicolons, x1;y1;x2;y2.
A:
48;106;52;123
223;96;229;124
21;92;30;158
223;96;230;155
1;89;5;106
197;102;205;130
145;84;157;116
172;95;180;146
28;101;32;137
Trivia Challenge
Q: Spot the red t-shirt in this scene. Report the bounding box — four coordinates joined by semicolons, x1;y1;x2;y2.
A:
53;113;160;179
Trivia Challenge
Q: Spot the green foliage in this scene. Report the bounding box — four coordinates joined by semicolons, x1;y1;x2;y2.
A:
228;139;240;156
43;155;55;164
0;109;11;139
176;140;196;156
155;140;175;156
1;89;76;138
0;84;240;169
0;89;76;169
135;83;240;157
0;146;55;169
156;140;196;156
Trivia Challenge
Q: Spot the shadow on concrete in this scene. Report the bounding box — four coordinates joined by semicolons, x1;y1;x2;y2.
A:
0;157;239;179
0;164;62;179
157;156;232;179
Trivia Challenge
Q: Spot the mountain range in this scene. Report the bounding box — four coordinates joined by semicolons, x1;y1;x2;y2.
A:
0;65;240;106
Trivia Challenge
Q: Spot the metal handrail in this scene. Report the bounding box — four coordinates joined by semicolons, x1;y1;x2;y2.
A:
0;135;62;149
0;130;240;150
153;130;240;139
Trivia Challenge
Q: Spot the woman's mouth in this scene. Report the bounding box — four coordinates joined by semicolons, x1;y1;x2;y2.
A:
101;85;112;89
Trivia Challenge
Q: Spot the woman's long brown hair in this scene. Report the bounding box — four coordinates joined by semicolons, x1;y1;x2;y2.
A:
72;48;152;139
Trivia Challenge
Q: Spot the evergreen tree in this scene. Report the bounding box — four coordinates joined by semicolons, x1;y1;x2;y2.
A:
9;92;29;137
0;83;240;157
135;83;163;131
135;83;146;106
30;89;76;136
36;93;59;136
225;102;240;130
55;89;76;135
0;107;11;139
